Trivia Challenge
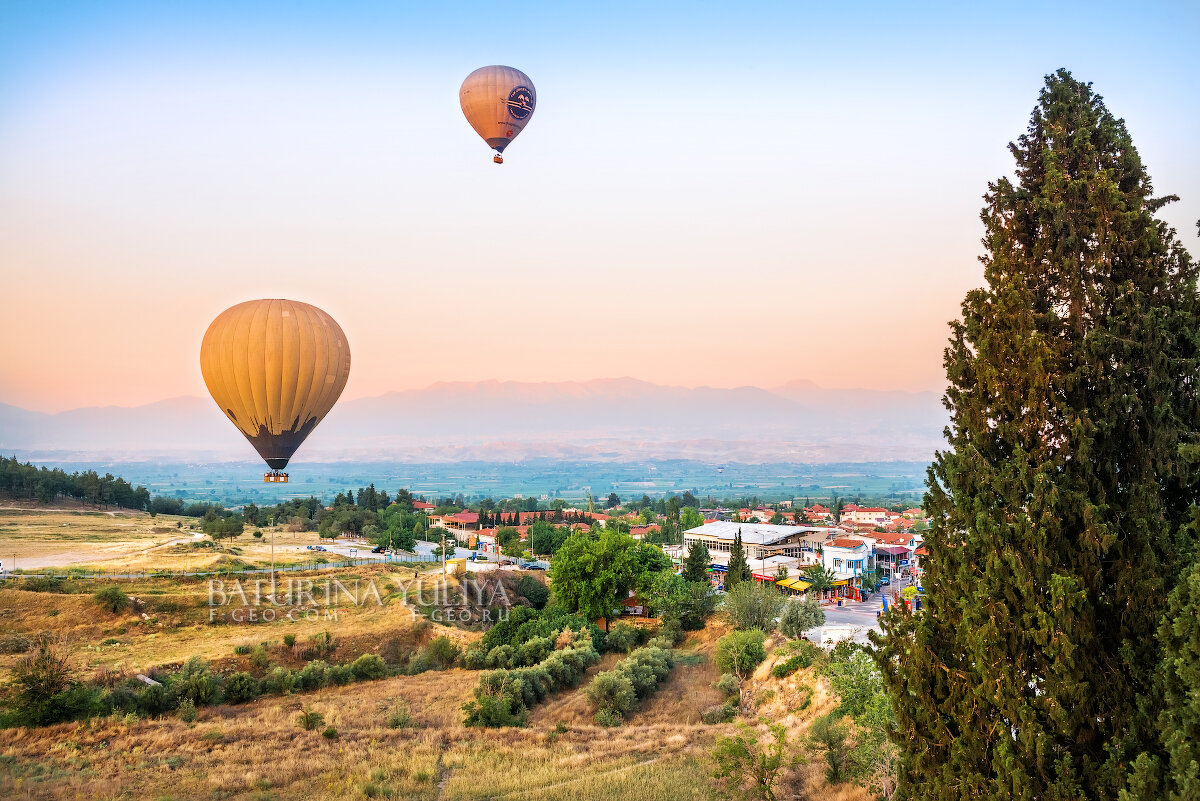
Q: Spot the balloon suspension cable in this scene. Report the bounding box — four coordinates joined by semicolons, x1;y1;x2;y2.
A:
264;471;289;483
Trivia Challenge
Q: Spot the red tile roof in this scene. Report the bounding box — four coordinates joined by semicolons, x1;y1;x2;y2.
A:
829;538;866;548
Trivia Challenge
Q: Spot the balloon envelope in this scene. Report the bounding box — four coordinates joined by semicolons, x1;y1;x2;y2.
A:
200;299;350;470
459;65;536;155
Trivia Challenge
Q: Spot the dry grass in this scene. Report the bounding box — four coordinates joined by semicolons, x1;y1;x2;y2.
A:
0;504;354;572
0;508;878;800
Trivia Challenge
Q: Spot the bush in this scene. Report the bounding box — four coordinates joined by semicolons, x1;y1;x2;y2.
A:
516;636;553;666
779;597;825;639
461;646;488;670
722;582;785;631
605;623;643;654
586;671;636;720
93;586;130;614
350;654;387;681
297;660;330;691
233;644;251;656
137;683;171;716
716;673;740;698
516;575;549;609
261;667;299;695
325;664;353;686
771;641;818;678
297;707;324;731
424;636;461;670
177;698;197;723
0;634;33;654
224;672;260;703
715;629;767;679
282;634;296;648
321;726;338;739
595;708;624;727
485;645;516;669
462;642;600;727
304;631;337;659
172;658;223;706
387;702;413;729
701;700;739;724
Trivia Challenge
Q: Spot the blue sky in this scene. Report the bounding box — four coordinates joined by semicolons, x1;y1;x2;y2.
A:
1;1;1197;411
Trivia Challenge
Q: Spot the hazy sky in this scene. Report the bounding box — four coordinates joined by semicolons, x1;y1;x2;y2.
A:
2;1;1197;413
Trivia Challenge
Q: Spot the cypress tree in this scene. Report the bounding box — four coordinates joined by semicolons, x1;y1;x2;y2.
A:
874;69;1200;800
684;540;711;583
726;529;750;589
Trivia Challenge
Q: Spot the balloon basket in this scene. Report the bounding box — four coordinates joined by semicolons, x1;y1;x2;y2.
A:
264;472;289;483
493;155;503;164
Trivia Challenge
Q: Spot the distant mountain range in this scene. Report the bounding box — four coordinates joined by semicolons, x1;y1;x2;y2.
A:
0;378;946;463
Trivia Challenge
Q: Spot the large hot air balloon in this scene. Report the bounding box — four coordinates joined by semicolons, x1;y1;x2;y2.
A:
459;65;536;164
200;299;350;482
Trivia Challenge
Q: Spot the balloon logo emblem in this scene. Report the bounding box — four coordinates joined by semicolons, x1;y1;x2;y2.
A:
506;86;534;120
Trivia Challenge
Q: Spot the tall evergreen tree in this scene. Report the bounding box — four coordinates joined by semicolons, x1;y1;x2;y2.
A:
874;69;1200;800
684;540;711;583
1124;558;1200;799
726;529;750;589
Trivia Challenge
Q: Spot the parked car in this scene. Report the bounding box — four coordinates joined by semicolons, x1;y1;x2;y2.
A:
305;545;315;550
371;545;386;554
313;545;327;552
879;575;891;586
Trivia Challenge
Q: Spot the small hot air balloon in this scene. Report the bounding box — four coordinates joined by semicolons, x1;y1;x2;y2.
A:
459;65;536;164
200;299;350;482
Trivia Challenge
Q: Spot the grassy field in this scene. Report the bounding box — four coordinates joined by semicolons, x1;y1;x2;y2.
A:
0;505;875;801
0;503;365;573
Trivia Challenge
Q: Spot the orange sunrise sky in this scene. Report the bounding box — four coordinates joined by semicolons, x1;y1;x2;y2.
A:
2;3;1197;413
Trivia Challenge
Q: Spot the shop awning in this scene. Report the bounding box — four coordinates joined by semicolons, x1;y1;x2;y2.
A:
831;579;850;586
777;578;812;591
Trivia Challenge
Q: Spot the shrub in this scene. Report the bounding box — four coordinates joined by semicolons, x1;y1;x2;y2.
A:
250;644;271;671
177;698;197;723
386;702;412;729
9;639;81;726
716;673;740;699
296;707;324;731
516;575;549;609
233;644;251;656
137;684;171;716
261;667;299;695
224;672;260;703
461;646;488;670
485;645;516;669
722;582;785;631
715;629;767;679
424;636;461;670
516;636;553;666
595;708;624;727
462;671;528;728
282;634;296;648
321;726;338;739
701;700;739;724
771;641;818;678
93;586;130;614
172;658;223;706
304;631;337;659
297;660;330;691
0;634;32;654
325;664;353;686
585;671;636;720
350;654;387;681
605;623;642;654
779;597;825;639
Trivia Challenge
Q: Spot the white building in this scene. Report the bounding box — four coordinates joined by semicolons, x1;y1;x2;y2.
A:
683;522;836;566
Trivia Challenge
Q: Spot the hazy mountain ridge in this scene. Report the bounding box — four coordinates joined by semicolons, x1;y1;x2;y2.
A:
0;379;946;463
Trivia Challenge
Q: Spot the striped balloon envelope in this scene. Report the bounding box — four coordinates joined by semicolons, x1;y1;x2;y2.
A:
199;299;350;479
